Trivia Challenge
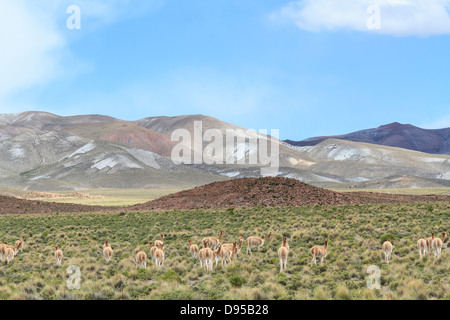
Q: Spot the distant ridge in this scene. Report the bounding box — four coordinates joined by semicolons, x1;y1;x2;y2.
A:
285;122;450;155
0;112;449;190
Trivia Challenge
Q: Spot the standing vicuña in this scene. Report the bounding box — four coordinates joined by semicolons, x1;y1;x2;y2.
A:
202;230;225;250
382;238;393;264
103;240;113;262
154;244;165;267
149;242;158;262
278;236;289;272
426;232;435;256
417;237;427;258
188;239;199;259
15;235;25;252
0;243;18;261
5;243;20;264
310;240;328;266
55;246;63;267
246;232;272;254
134;251;147;269
155;234;165;250
214;243;235;267
431;232;446;259
198;241;214;271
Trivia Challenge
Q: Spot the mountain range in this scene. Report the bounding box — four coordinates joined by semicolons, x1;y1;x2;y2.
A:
285;122;450;155
0;111;449;191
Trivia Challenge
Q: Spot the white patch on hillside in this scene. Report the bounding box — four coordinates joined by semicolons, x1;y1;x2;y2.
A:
436;172;450;180
30;175;50;181
221;171;240;178
67;141;96;158
328;146;371;161
91;155;143;170
312;174;341;183
9;146;25;158
345;177;370;182
419;157;447;163
120;147;161;170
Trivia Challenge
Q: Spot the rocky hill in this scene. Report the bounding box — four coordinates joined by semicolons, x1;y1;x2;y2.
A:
130;177;450;210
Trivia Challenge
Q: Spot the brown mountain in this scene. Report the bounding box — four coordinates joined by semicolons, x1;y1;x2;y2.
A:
285;122;450;155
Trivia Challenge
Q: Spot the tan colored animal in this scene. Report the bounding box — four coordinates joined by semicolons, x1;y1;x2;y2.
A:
134;251;147;269
417;238;427;258
55;246;63;267
426;232;435;256
188;239;199;259
278;237;289;272
103;240;113;262
149;242;158;262
198;241;214;271
154;244;165;267
246;232;272;254
202;230;225;250
15;235;25;252
310;240;328;266
155;234;165;249
431;232;446;259
0;243;9;261
382;238;393;264
214;243;236;267
0;243;19;260
5;244;20;264
222;236;244;259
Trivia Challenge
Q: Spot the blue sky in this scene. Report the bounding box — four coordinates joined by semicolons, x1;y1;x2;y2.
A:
1;0;450;140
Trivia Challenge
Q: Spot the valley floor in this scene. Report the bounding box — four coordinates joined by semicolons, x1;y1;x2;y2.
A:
0;203;449;300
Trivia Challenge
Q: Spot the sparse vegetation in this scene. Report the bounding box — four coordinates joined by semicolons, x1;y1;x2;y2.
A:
0;202;448;300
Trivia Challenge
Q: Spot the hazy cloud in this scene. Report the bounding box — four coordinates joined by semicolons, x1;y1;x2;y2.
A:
271;0;450;36
0;0;163;111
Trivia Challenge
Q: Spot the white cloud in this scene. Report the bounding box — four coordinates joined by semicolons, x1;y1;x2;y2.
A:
420;114;450;129
0;1;65;98
271;0;450;36
0;0;163;112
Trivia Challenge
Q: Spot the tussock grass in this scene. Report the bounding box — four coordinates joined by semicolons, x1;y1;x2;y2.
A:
0;202;448;300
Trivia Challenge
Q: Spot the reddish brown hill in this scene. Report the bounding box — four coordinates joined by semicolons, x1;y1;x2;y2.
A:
130;177;450;210
0;195;115;215
67;122;176;157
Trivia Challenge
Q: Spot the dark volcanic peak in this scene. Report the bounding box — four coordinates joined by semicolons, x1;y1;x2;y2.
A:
286;122;450;155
